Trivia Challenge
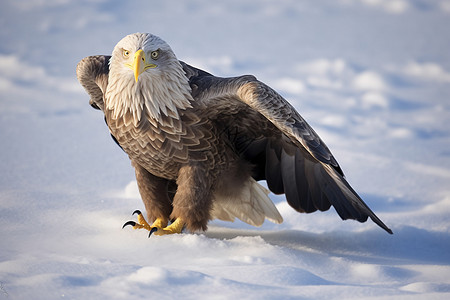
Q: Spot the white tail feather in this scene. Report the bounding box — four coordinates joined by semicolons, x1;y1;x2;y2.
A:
211;178;283;226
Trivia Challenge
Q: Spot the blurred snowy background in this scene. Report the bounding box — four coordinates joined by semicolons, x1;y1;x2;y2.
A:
0;0;449;299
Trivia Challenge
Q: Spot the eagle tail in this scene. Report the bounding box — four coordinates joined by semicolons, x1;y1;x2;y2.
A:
211;178;283;226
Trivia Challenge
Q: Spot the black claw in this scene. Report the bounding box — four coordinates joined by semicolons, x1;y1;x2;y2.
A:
122;221;136;229
132;210;142;216
148;227;158;238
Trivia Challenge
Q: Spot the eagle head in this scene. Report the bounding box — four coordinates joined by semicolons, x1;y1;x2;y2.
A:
105;33;193;126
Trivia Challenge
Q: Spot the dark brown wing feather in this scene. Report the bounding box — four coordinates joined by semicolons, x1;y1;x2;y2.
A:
181;62;392;234
76;55;110;111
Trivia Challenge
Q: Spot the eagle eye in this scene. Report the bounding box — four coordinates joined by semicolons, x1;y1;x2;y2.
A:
150;50;160;60
123;49;130;58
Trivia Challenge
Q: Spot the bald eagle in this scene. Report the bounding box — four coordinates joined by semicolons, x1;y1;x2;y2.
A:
76;33;392;236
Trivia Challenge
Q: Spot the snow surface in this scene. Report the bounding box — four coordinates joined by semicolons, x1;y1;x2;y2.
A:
1;0;449;299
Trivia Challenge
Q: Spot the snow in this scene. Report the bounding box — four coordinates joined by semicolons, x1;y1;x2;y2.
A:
1;0;449;299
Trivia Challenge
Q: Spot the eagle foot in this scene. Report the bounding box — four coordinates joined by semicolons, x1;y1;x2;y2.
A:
122;210;169;236
150;218;185;236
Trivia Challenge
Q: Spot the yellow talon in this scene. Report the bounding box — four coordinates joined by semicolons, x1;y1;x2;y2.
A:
123;210;168;233
123;211;180;237
153;218;185;236
136;213;152;231
150;217;168;229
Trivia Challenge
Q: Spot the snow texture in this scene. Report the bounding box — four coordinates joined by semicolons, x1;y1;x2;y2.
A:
0;0;449;299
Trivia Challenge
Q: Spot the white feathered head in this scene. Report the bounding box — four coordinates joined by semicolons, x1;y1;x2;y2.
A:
105;33;193;126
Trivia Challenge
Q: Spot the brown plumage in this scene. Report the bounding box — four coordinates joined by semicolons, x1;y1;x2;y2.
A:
76;33;392;235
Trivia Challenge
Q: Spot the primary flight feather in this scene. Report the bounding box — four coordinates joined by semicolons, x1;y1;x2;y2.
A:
76;33;392;236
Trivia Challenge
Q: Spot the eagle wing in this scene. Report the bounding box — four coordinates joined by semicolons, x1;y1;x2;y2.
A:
76;55;111;111
181;62;392;234
77;55;127;149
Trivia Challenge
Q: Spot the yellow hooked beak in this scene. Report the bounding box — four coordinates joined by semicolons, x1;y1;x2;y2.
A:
131;49;157;82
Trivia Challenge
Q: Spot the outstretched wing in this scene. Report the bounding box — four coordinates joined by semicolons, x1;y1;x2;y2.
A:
76;55;111;111
77;55;126;150
181;62;392;234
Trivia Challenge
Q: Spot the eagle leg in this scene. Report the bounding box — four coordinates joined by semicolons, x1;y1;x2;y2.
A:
122;210;168;233
150;218;185;236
